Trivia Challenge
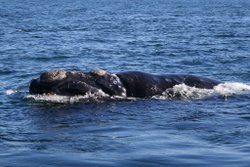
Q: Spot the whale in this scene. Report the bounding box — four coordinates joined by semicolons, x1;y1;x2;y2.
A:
29;69;221;98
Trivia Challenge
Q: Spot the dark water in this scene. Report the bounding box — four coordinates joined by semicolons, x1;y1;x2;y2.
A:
1;0;250;166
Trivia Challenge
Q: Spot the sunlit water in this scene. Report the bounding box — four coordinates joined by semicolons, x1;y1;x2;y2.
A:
1;0;250;166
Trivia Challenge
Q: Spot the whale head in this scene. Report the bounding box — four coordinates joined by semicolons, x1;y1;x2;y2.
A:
29;69;126;96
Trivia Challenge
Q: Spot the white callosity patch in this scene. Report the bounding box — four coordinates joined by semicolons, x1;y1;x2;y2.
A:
40;70;67;82
90;69;107;76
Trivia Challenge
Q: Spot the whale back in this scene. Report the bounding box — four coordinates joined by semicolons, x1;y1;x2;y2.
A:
116;71;221;98
117;71;168;97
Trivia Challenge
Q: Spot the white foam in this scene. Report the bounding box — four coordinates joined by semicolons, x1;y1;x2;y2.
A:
25;89;110;104
5;89;17;95
214;82;250;96
25;82;250;103
152;84;215;100
153;82;250;100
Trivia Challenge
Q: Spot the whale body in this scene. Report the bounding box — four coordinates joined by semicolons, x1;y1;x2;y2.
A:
29;69;221;98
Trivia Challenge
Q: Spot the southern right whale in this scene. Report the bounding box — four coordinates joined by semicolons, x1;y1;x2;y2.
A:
29;69;221;98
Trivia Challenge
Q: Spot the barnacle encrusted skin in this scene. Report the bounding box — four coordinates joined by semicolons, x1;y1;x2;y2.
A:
40;70;67;82
90;69;107;76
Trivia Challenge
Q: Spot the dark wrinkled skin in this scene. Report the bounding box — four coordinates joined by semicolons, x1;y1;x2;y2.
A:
29;70;221;98
29;70;125;96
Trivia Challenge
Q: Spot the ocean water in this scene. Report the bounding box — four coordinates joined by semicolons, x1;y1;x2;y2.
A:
1;0;250;166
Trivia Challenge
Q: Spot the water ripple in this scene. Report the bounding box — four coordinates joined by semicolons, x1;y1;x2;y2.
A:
1;0;250;166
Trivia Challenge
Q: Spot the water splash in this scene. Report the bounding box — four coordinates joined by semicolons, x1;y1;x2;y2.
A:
5;89;17;95
25;82;250;103
25;89;110;104
152;84;215;100
214;82;250;96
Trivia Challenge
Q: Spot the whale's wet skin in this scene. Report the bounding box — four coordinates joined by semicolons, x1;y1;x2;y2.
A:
30;69;126;97
2;0;250;166
29;69;222;101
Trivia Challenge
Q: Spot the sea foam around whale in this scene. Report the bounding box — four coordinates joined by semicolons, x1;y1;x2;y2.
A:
23;82;250;104
152;82;250;100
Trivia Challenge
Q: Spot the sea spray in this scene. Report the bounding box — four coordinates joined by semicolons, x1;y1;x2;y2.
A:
25;82;250;103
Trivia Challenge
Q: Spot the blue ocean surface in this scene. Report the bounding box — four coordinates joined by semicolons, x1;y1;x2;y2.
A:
1;0;250;166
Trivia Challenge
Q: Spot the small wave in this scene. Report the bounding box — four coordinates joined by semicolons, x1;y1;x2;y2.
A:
5;89;18;95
